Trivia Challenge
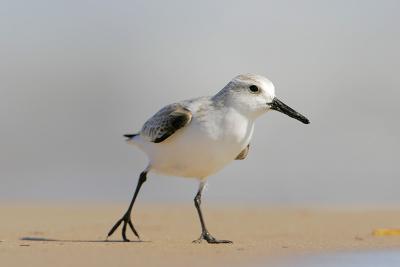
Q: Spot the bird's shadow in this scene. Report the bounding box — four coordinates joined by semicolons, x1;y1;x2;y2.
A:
20;237;149;243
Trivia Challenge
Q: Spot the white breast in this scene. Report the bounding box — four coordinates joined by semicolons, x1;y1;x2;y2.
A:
132;107;254;179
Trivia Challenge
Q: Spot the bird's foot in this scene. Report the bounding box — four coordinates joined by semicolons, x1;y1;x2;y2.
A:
192;231;232;244
107;212;140;242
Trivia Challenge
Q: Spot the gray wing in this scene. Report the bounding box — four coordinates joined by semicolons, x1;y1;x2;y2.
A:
140;103;192;143
235;144;250;160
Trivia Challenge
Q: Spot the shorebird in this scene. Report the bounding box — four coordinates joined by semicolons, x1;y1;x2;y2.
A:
107;74;309;244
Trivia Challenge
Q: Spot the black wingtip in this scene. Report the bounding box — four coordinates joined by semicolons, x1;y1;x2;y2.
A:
124;134;138;140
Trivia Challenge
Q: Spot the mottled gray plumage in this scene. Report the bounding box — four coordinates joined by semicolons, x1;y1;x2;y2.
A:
235;144;250;160
140;103;192;143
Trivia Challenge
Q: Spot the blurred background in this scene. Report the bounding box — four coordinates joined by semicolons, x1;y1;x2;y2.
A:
1;0;399;206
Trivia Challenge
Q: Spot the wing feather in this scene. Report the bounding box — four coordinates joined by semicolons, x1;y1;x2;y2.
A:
140;103;192;143
235;144;250;160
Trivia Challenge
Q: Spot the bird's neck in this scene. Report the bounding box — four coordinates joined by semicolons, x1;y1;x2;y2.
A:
213;106;254;143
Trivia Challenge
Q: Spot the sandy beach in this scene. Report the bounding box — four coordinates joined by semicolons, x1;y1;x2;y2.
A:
1;203;400;267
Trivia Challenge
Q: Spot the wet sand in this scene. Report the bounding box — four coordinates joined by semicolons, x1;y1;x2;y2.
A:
1;204;400;267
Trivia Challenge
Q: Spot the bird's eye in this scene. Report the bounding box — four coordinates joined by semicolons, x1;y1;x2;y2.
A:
249;85;260;93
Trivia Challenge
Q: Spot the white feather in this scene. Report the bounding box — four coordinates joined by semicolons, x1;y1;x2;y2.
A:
130;74;276;180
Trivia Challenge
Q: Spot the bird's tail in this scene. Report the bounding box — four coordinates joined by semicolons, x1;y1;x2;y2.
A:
124;133;139;141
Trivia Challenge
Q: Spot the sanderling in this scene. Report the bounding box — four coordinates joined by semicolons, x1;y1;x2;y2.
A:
107;73;309;244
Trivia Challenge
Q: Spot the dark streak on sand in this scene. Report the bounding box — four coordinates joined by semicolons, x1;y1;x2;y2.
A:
20;237;149;243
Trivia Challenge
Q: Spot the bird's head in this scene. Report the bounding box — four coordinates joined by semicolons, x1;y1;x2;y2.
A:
215;73;309;124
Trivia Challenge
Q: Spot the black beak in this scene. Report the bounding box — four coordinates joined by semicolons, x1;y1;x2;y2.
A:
270;97;310;124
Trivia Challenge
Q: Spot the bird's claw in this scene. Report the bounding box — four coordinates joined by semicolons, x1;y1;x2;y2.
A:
192;231;232;244
107;212;140;242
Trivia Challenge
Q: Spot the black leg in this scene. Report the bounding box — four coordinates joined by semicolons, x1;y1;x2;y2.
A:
193;182;232;244
107;171;147;241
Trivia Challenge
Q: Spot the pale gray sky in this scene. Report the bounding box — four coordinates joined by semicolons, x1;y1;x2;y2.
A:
1;0;399;205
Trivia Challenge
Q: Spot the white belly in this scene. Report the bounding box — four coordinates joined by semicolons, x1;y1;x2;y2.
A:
132;110;254;179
